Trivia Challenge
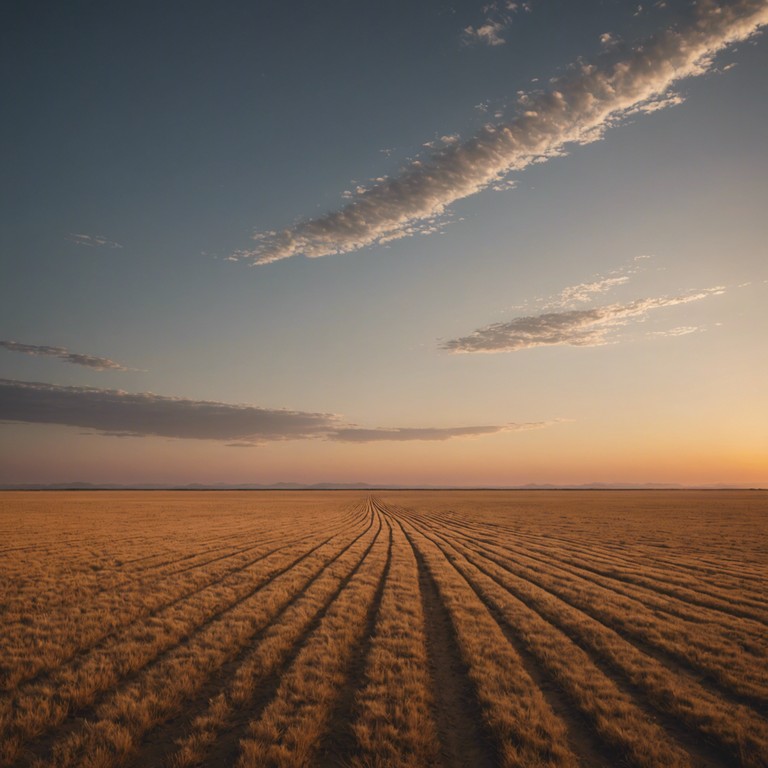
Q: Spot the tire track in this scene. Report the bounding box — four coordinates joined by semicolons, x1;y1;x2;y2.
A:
390;509;497;768
314;511;394;767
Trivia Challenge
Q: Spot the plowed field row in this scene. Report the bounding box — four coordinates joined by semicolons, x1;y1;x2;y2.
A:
1;490;765;768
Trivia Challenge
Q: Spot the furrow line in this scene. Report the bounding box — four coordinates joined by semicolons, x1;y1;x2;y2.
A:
419;508;768;612
313;512;394;767
395;513;618;767
447;527;768;709
1;531;341;766
416;507;768;651
1;535;297;692
391;504;581;768
1;506;368;694
442;527;768;768
126;502;363;576
388;510;496;768
400;510;692;768
127;503;378;767
234;506;391;768
419;505;768;600
19;521;368;768
169;503;383;768
339;506;440;768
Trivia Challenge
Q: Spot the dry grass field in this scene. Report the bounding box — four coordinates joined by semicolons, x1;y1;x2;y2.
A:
0;489;766;768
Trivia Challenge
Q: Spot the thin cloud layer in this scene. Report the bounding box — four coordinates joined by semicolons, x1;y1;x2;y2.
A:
443;288;724;353
0;379;548;444
649;325;702;337
0;341;131;371
66;233;123;249
0;379;342;443
232;0;767;265
333;421;554;442
552;276;632;307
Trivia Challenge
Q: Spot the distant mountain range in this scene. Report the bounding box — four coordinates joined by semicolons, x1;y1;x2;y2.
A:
1;481;764;490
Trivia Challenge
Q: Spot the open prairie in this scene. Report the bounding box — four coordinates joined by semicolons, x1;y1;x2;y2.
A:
0;490;766;768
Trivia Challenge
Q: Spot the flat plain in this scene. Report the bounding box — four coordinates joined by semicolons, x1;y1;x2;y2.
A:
0;489;766;768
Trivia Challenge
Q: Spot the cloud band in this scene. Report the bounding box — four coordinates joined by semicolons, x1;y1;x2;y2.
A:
231;0;767;265
443;288;725;353
0;379;551;444
0;341;132;371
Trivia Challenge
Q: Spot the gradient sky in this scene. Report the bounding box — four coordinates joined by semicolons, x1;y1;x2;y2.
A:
1;0;767;486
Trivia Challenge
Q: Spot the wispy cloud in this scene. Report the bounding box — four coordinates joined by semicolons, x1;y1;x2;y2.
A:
0;341;132;371
599;31;621;49
513;257;646;313
0;379;556;444
66;233;123;249
550;275;632;307
648;325;702;337
443;287;725;353
462;2;531;47
231;0;767;265
462;19;508;47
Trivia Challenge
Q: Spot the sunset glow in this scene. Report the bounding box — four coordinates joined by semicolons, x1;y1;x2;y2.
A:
1;0;766;486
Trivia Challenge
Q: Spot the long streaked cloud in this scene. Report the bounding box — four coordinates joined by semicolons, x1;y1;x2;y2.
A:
231;0;767;265
443;287;724;353
332;421;555;443
649;325;702;337
66;233;123;249
0;379;337;442
0;379;556;444
0;341;132;371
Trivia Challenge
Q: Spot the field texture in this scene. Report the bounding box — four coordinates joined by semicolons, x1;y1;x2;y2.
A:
0;490;766;768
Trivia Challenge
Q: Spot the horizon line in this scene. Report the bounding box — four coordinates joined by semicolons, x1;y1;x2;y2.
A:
1;482;765;492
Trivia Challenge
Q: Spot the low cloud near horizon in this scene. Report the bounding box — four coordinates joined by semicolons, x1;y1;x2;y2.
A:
443;287;725;353
332;421;556;442
231;0;768;265
0;341;132;371
0;379;556;444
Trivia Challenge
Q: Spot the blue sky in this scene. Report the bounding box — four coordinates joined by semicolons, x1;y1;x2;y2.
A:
1;0;767;485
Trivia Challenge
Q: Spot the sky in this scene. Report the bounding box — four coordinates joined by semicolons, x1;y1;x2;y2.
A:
1;0;767;486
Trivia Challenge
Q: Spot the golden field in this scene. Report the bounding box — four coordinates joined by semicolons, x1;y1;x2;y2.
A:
0;490;766;768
